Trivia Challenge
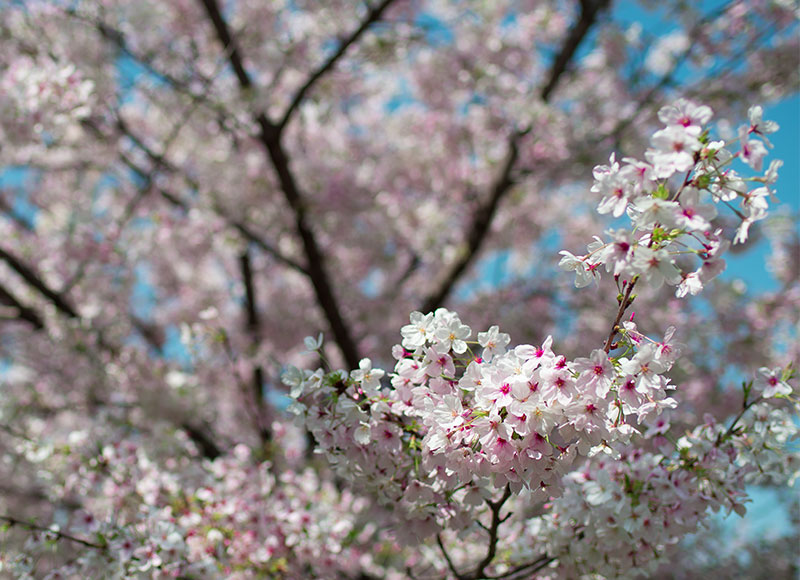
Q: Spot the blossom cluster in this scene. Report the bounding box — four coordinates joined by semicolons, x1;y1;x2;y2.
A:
534;398;799;579
2;83;797;580
286;304;691;539
2;438;404;579
285;304;796;576
559;100;781;297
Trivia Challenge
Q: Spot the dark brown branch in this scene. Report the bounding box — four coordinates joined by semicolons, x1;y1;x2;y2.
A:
181;422;223;459
437;533;465;580
419;0;611;312
0;283;45;330
467;484;512;580
0;246;79;319
278;0;399;132
0;194;35;232
226;216;309;275
541;0;611;102
421;132;521;313
198;0;361;368
198;0;253;89
257;124;361;368
240;251;259;334
131;315;166;351
239;251;271;443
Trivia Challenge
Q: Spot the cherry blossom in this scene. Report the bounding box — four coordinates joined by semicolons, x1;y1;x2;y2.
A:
0;0;797;578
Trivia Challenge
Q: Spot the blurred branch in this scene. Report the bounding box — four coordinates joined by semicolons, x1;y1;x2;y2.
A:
0;514;108;551
0;283;45;330
0;246;80;320
197;0;254;90
257;125;362;368
421;131;522;313
83;117;310;275
0;243;222;459
239;250;272;444
278;0;399;131
541;0;612;102
0;194;35;232
486;555;556;579
198;0;362;368
181;421;223;459
436;534;464;580
419;0;611;311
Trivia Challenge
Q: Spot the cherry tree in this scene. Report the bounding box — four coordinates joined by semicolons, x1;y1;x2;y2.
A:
0;0;797;578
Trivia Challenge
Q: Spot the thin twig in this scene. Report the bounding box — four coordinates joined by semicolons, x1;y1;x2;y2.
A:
278;0;399;132
0;515;107;551
603;278;637;353
437;533;465;580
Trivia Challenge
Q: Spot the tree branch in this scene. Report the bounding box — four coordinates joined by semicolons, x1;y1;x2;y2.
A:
419;0;611;312
0;514;108;551
256;125;362;368
0;283;45;330
239;250;271;444
421;132;522;313
278;0;399;132
603;277;637;353
437;533;466;580
0;240;223;460
468;484;512;580
197;0;253;89
198;0;362;368
0;194;35;232
181;421;223;459
0;246;80;319
541;0;611;102
95;117;310;275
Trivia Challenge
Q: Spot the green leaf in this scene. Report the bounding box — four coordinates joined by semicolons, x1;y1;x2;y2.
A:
653;183;670;199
